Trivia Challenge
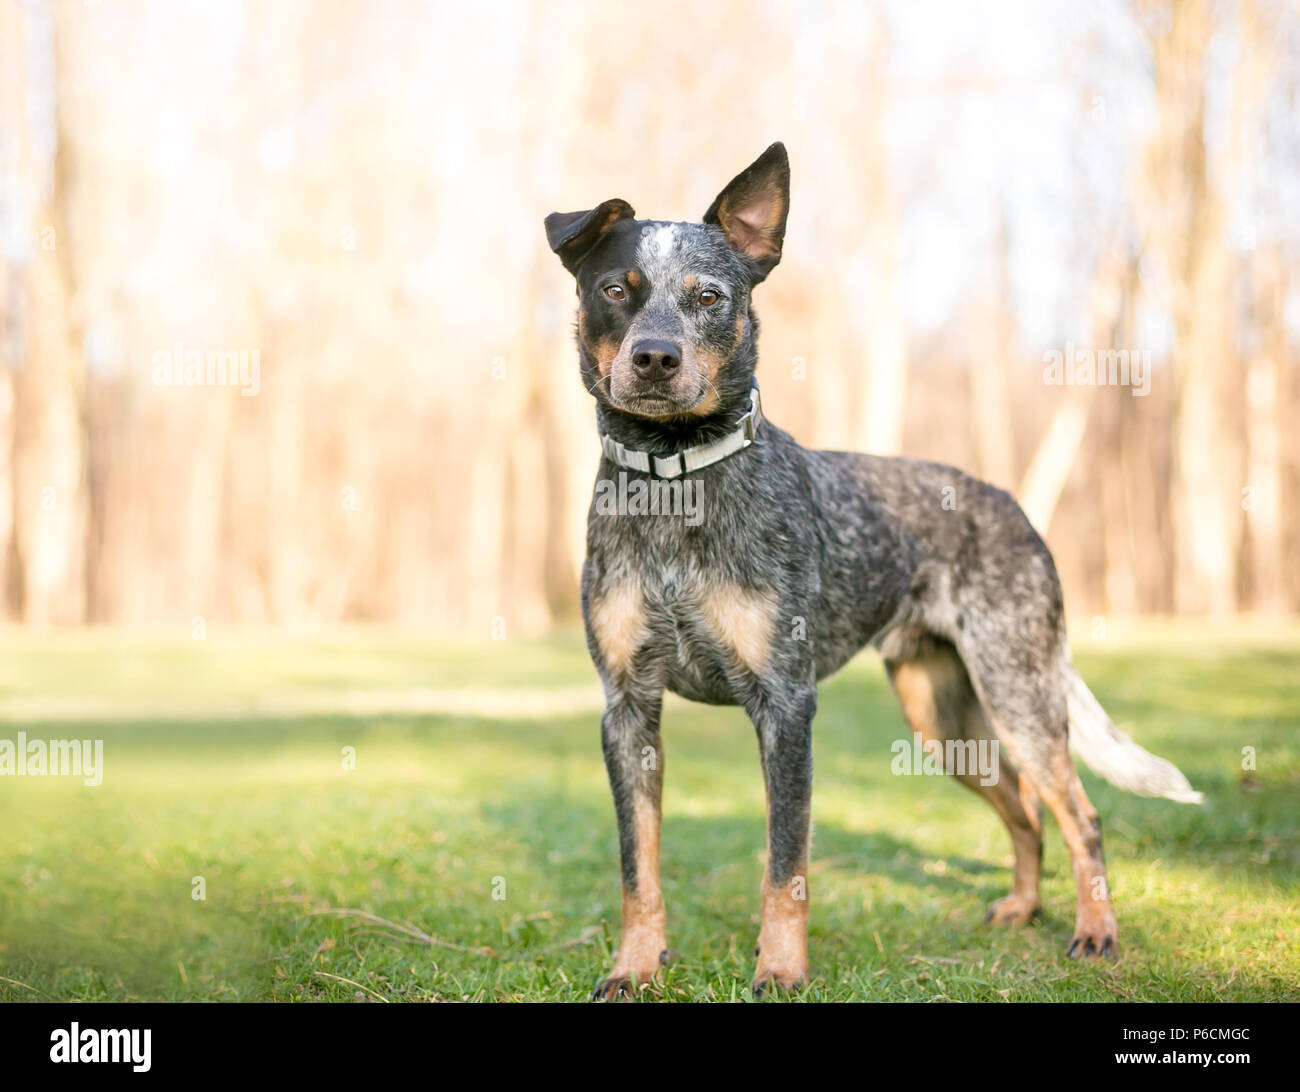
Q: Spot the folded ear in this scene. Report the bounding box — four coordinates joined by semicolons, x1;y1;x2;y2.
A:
703;142;790;282
544;198;635;275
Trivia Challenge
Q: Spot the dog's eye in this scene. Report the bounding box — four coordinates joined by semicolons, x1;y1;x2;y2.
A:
698;289;720;306
603;284;626;301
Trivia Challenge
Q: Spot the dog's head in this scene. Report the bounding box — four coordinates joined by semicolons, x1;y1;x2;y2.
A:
544;143;789;421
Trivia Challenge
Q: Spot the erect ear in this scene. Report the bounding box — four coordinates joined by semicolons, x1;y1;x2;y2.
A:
543;198;635;275
703;142;790;282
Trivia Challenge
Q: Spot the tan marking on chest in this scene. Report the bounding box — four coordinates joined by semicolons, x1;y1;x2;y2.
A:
589;581;648;677
700;584;780;674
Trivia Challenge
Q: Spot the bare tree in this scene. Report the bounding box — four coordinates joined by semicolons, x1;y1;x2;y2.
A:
1141;0;1240;615
2;0;88;626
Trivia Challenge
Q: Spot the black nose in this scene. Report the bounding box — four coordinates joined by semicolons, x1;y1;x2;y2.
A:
630;339;682;381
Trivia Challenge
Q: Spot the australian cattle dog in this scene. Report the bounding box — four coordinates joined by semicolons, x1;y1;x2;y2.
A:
544;143;1201;1000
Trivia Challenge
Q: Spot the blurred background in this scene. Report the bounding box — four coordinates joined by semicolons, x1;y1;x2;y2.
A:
2;0;1299;1006
1;0;1298;638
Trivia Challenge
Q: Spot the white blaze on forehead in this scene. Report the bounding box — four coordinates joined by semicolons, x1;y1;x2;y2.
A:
638;223;679;262
636;224;689;293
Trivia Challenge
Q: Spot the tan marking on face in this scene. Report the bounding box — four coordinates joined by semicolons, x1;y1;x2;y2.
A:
625;269;641;289
755;870;809;988
677;312;742;417
700;584;778;674
589;580;646;677
676;353;728;418
609;795;666;983
698;345;725;383
679;373;721;417
682;273;698;292
595;337;622;379
578;308;624;381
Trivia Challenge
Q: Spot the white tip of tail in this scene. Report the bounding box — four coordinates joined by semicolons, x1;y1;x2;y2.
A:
1066;669;1204;805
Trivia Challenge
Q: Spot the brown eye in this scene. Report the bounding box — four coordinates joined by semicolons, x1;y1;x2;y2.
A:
603;284;626;301
698;289;719;306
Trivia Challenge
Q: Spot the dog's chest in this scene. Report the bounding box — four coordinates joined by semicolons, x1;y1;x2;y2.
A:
584;459;798;701
591;548;782;704
646;567;752;702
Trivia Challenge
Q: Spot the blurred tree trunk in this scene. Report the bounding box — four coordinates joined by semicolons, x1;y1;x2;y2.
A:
1019;389;1093;537
0;12;19;621
521;3;590;625
1283;290;1300;613
970;210;1017;490
1231;0;1283;614
854;11;908;455
0;372;12;618
3;1;89;626
1020;240;1141;541
253;6;311;626
1097;250;1143;616
502;309;559;637
185;388;234;617
1143;0;1240;615
1242;246;1286;613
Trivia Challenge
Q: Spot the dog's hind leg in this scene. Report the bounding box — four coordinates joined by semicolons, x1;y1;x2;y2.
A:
955;637;1119;958
885;640;1043;927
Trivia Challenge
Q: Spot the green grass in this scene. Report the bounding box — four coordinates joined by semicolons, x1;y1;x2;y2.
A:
0;625;1296;1001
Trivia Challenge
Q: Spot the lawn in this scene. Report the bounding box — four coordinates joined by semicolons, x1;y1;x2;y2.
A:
0;624;1296;1002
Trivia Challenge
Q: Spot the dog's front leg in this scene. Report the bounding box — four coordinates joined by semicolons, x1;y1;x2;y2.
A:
592;689;667;1001
749;684;815;996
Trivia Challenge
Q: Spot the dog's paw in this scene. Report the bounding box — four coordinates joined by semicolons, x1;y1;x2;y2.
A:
1066;909;1118;959
983;894;1040;927
751;969;806;999
591;974;638;1002
590;949;671;1002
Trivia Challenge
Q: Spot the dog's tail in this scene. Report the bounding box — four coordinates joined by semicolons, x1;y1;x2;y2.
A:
1066;668;1203;804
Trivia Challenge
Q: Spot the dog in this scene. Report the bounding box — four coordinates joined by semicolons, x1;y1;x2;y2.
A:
544;143;1202;1000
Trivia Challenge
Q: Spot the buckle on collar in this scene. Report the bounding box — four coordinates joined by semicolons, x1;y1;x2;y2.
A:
742;382;761;440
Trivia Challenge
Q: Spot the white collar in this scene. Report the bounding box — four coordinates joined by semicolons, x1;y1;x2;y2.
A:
599;383;762;479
